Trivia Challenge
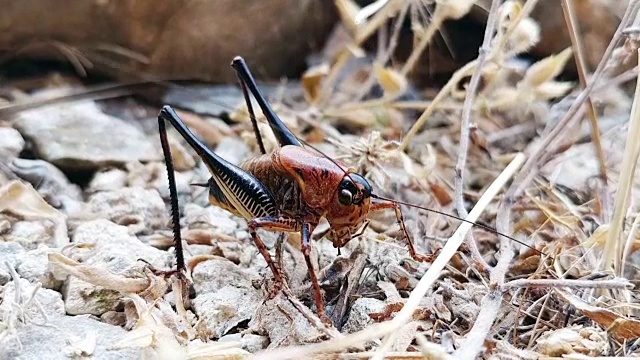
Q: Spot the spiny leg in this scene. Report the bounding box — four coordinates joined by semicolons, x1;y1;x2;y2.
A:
230;57;302;148
371;200;436;262
157;109;192;304
301;222;330;325
158;112;185;274
236;69;267;155
248;216;300;298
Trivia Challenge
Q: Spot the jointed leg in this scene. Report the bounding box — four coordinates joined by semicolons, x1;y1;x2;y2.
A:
371;200;436;262
274;232;286;281
301;222;330;324
248;216;300;298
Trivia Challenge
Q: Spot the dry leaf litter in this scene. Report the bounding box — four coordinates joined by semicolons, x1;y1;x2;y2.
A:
0;1;640;359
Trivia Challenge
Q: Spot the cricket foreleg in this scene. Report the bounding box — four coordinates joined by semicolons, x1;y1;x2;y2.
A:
248;216;300;298
371;200;437;263
301;222;330;325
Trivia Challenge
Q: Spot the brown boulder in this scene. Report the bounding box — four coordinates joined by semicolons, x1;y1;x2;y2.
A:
0;0;337;81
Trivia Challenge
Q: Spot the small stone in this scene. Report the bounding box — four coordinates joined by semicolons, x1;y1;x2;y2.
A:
191;257;259;295
183;204;240;236
5;220;55;250
192;285;261;339
342;298;386;334
87;187;167;232
72;219;169;266
0;241;26;269
63;279;124;316
250;293;324;347
0;127;25;158
16;246;62;290
88;168;128;192
64;219;171;315
219;333;269;353
101;311;127;327
186;244;221;257
125;162;193;200
9;159;84;214
13;99;159;170
0;315;141;360
10;159;82;201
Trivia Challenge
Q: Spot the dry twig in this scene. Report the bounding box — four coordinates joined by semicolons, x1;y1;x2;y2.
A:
560;0;608;188
508;0;640;201
453;0;503;273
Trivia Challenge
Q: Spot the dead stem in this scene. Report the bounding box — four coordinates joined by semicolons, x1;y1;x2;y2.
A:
453;0;503;274
502;277;633;290
341;350;450;359
351;4;410;103
453;289;502;359
399;0;540;152
370;152;525;360
451;5;640;358
526;292;553;348
508;0;640;201
454;195;515;359
317;0;406;107
561;0;609;195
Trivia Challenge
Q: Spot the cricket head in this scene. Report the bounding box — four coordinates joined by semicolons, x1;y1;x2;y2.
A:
326;172;373;248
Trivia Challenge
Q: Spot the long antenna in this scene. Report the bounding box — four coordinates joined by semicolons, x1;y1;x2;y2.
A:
296;138;543;256
371;193;544;255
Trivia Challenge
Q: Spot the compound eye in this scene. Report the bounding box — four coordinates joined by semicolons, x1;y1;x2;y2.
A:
338;189;353;206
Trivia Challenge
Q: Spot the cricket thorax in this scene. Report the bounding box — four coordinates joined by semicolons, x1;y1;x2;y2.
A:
240;154;311;219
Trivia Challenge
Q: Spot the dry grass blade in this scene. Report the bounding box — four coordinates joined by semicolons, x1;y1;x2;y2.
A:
399;0;475;76
560;0;608;187
48;253;153;294
400;0;542;151
0;180;68;247
112;294;251;359
506;0;640;200
502;278;633;291
556;290;640;341
611;48;640;276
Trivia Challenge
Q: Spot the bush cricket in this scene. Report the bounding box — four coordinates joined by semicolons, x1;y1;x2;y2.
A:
157;56;536;325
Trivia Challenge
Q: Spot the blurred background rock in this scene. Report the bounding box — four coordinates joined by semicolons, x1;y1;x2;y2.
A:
0;0;630;85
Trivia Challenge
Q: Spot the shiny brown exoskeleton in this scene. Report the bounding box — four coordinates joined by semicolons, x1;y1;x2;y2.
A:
158;57;431;324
